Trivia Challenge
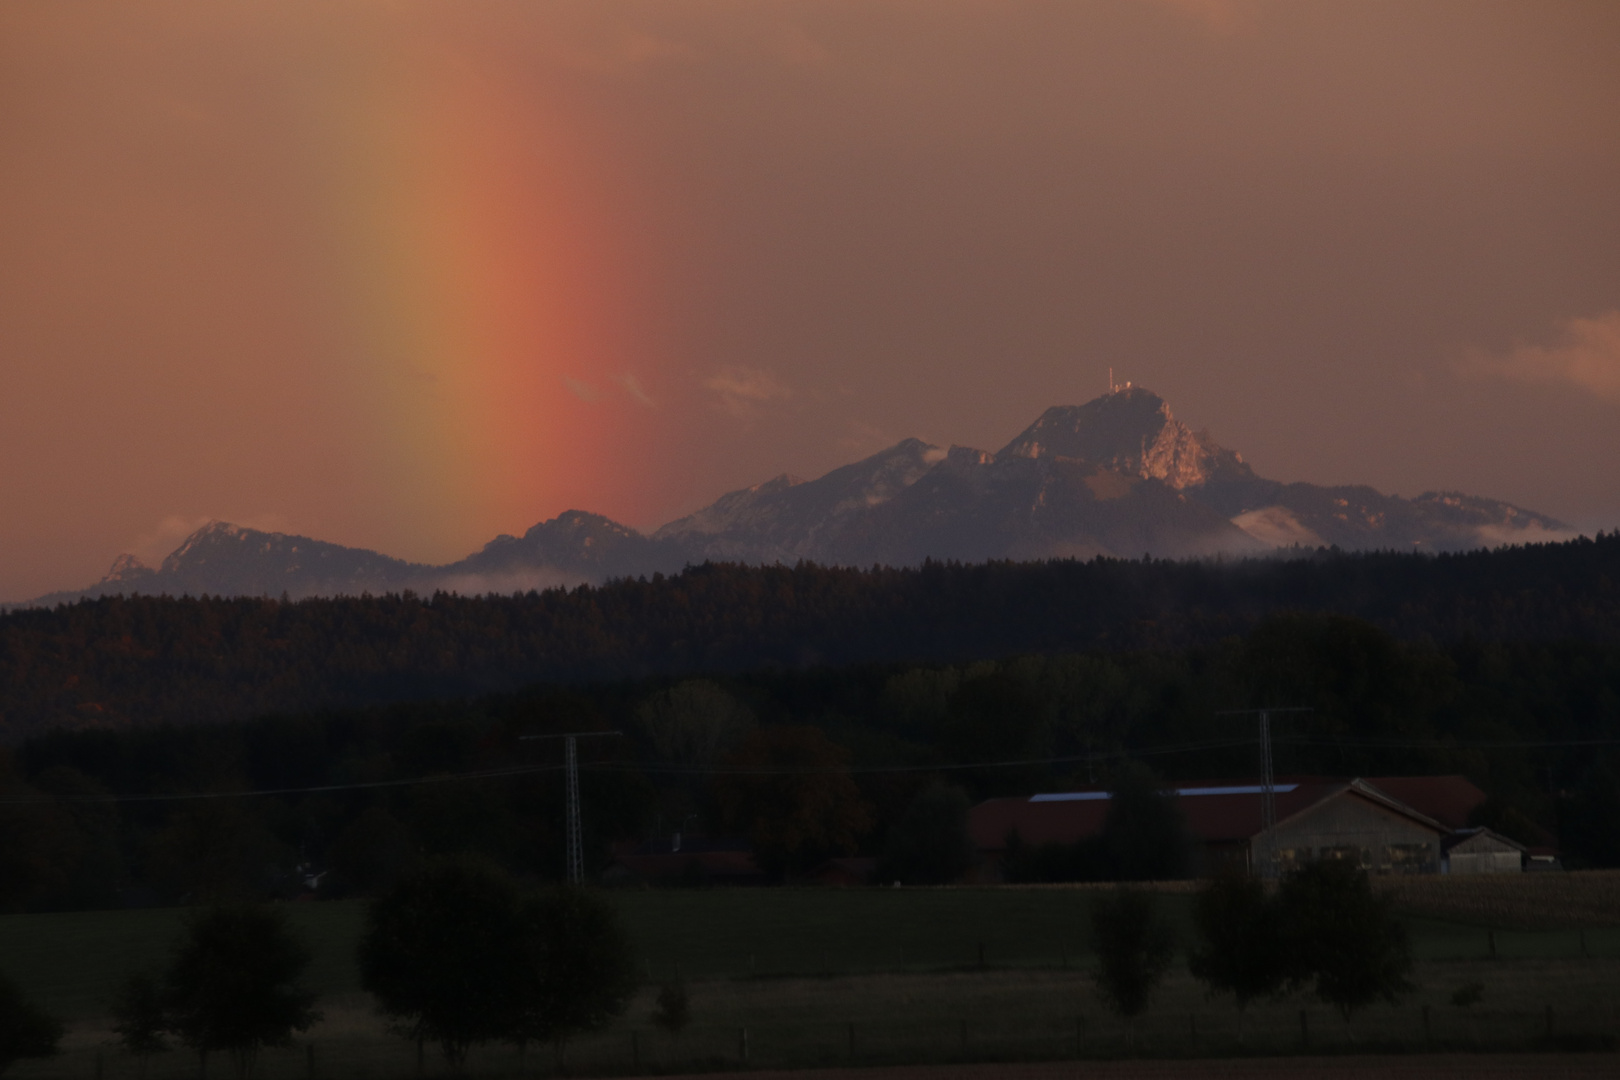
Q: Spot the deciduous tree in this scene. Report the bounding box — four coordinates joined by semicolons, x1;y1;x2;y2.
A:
1100;766;1191;881
516;887;639;1065
1090;886;1176;1035
881;782;975;885
0;973;61;1077
1187;874;1285;1039
358;860;529;1067
164;906;319;1080
1279;859;1413;1031
710;727;872;879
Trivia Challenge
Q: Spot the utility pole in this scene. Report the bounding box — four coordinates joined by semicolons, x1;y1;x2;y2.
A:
1216;708;1311;879
520;731;621;885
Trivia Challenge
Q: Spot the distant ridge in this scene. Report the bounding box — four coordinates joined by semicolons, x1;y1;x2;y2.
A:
20;387;1570;606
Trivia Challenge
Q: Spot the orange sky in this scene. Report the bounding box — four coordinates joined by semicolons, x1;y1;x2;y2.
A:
2;1;1618;601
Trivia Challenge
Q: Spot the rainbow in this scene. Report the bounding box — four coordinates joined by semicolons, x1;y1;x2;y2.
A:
305;39;662;555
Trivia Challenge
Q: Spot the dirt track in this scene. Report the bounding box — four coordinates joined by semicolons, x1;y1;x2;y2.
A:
654;1056;1618;1079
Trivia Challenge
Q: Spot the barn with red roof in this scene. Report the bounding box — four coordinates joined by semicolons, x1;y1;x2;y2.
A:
967;776;1497;878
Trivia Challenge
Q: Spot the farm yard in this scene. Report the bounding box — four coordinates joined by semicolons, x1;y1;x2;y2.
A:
2;877;1618;1079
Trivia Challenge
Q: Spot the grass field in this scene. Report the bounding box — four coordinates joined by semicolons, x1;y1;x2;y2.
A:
2;883;1617;1078
1375;870;1620;930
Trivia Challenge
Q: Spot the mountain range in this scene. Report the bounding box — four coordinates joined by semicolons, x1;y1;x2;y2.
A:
26;387;1570;605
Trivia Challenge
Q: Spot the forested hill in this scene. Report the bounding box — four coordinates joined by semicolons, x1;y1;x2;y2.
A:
1;533;1616;739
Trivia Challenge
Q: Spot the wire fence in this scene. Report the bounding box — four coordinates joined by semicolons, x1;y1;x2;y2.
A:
22;1003;1620;1080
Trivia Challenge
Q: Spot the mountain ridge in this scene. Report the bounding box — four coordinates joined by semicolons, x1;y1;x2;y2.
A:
18;387;1571;605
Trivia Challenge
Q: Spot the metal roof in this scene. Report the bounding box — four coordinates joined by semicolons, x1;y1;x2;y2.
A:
971;776;1450;850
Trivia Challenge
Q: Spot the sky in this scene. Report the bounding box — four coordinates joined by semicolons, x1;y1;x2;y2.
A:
2;0;1618;601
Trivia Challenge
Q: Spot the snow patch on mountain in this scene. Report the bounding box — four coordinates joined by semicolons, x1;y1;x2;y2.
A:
1231;506;1328;549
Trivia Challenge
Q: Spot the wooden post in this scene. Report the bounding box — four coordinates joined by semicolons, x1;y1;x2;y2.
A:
1299;1010;1309;1048
739;1028;748;1063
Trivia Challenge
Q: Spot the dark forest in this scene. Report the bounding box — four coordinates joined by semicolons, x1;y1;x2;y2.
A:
0;536;1617;911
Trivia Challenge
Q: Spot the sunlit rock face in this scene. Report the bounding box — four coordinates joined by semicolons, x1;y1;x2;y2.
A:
998;387;1251;490
99;553;157;586
652;437;949;563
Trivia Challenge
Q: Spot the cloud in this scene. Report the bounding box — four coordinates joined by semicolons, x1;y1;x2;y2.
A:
1474;522;1581;548
563;376;599;402
704;366;793;419
615;372;655;407
1464;310;1620;403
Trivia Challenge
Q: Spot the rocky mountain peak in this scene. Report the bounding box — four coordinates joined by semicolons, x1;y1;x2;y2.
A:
527;510;643;541
100;553;155;584
998;386;1247;490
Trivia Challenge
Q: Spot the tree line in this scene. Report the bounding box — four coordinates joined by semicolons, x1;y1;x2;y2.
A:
1;533;1618;738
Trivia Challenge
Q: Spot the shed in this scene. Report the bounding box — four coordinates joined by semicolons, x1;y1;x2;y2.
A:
1443;827;1525;874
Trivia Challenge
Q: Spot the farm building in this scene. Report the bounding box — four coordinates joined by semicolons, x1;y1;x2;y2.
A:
968;776;1483;878
1444;827;1526;874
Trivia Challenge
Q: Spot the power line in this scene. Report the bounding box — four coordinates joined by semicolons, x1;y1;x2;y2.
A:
5;733;1616;806
0;736;1255;804
609;736;1259;777
0;762;567;804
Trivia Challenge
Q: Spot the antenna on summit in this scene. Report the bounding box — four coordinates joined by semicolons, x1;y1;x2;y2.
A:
1108;367;1116;393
